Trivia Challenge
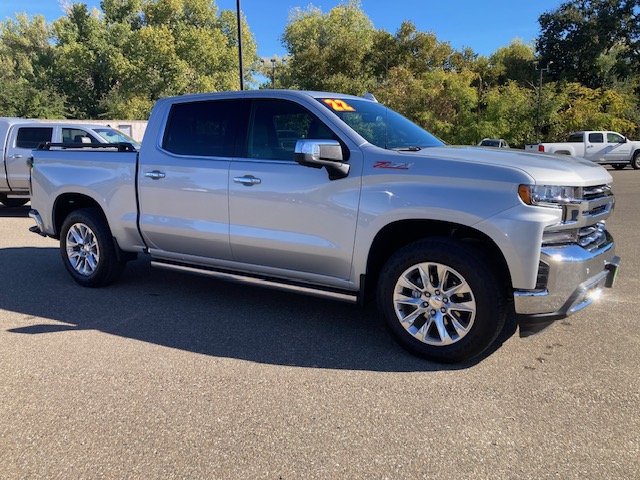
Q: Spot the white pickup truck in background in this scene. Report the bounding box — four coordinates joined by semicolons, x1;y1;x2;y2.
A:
0;117;139;207
526;131;640;170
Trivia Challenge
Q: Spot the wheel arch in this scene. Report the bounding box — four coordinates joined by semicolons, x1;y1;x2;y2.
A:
52;193;106;239
363;219;513;303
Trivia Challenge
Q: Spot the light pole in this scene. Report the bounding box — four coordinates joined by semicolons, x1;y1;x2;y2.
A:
270;57;277;88
534;60;552;144
236;0;244;90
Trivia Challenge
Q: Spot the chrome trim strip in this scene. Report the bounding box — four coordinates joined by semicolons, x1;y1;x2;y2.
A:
151;260;358;304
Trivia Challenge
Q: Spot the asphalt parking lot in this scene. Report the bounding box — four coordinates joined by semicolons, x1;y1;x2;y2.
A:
1;168;638;479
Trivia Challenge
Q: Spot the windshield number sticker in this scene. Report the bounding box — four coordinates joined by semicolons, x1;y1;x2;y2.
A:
323;99;355;112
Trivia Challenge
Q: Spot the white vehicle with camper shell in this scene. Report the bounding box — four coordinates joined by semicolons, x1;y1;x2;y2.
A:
27;90;620;363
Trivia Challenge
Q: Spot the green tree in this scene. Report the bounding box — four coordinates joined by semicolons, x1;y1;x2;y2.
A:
544;83;639;140
281;0;376;93
375;67;478;143
50;0;257;119
478;82;536;147
537;0;640;88
487;40;536;87
0;14;66;117
53;3;114;118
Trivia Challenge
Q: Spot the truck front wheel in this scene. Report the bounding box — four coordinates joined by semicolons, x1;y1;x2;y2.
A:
60;208;125;287
632;151;640;170
377;239;506;363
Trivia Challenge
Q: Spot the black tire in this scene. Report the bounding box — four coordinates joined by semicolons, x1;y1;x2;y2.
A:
59;208;125;287
612;164;626;170
0;194;29;207
377;238;506;363
632;152;640;170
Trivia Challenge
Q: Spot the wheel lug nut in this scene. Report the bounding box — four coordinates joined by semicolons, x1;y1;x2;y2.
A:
435;290;440;295
441;307;446;313
430;310;437;316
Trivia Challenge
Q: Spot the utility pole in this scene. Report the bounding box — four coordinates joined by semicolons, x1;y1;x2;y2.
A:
534;60;552;144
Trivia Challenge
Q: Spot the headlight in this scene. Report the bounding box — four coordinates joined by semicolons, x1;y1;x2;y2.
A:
518;184;581;206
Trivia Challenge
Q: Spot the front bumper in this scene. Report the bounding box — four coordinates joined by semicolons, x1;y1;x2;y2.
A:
28;209;47;237
514;240;620;336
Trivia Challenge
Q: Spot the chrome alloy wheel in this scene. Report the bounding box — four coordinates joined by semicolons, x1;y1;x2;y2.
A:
65;222;100;276
393;262;477;346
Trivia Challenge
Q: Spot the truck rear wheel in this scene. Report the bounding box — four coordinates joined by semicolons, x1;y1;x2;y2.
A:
377;238;506;363
60;208;125;287
632;152;640;170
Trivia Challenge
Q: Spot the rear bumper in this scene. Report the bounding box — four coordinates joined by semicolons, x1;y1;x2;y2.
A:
514;240;620;336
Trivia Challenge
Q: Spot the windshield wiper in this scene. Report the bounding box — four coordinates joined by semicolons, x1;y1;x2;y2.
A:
390;146;422;151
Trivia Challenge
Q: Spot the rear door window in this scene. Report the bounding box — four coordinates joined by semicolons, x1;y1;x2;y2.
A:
162;100;242;157
15;127;53;149
588;132;604;143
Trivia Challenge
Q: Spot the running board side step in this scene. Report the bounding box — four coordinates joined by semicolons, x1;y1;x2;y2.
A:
151;260;358;304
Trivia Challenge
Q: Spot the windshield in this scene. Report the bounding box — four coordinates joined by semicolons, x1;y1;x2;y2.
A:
94;128;140;148
317;98;444;150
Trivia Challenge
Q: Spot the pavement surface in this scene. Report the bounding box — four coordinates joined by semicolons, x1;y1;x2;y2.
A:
0;168;638;479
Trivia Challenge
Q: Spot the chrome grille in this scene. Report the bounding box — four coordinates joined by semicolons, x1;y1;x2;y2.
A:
577;223;609;251
582;184;612;200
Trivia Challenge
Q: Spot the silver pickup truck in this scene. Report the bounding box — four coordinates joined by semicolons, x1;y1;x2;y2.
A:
28;90;620;362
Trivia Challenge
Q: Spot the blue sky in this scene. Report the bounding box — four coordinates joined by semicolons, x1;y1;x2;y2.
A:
1;0;563;58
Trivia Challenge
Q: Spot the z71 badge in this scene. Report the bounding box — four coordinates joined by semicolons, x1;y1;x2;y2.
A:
373;161;414;170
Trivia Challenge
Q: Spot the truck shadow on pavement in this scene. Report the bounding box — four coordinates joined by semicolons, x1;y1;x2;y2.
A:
1;247;517;372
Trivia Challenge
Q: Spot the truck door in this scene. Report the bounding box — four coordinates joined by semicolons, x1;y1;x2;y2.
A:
228;99;361;281
5;126;53;191
137;99;243;262
584;132;607;160
602;132;630;162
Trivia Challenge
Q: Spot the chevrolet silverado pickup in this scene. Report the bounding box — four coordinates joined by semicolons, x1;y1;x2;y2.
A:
526;130;640;170
28;90;620;362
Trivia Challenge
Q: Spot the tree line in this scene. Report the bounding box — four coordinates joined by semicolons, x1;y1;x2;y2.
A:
1;0;639;147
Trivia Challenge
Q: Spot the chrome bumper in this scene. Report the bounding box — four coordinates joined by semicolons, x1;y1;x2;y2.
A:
514;240;620;336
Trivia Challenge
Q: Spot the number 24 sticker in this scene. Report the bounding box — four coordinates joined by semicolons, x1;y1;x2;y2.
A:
323;99;355;112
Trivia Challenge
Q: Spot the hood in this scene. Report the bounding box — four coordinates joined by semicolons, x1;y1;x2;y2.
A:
410;146;613;186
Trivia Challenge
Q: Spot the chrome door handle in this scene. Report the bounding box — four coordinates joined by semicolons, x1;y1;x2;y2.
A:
144;170;166;180
9;154;23;159
233;176;261;186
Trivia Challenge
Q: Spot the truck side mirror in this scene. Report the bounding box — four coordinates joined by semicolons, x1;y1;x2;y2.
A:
294;139;349;180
